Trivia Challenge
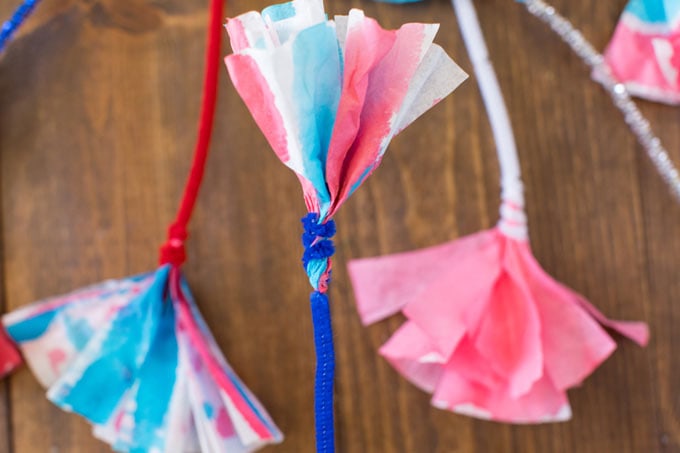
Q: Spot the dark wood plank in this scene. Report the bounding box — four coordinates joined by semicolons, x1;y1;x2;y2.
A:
0;1;208;451
636;99;680;452
0;0;678;451
0;3;15;451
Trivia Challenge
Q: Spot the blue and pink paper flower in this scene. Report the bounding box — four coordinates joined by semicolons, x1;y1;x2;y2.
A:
225;0;467;222
224;1;466;449
602;0;680;104
3;268;282;452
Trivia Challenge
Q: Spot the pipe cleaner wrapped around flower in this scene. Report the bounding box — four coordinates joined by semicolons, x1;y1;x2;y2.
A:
599;0;680;104
348;0;649;424
0;0;282;450
224;0;467;449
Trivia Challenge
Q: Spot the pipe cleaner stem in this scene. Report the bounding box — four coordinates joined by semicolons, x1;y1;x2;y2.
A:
520;0;680;203
301;212;337;453
310;290;336;453
159;0;225;266
0;0;41;54
452;0;528;239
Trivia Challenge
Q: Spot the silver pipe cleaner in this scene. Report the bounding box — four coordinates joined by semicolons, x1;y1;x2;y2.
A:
522;0;680;203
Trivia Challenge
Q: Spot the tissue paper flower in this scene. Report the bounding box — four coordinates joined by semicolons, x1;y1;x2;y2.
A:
225;0;466;220
3;267;282;452
602;0;680;104
225;0;466;449
349;226;649;423
348;0;649;424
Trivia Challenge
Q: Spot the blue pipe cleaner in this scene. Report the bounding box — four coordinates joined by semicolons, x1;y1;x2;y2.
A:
301;212;336;453
0;0;41;54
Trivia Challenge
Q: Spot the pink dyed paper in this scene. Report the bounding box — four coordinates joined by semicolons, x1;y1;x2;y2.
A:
349;228;648;423
599;0;680;104
0;326;21;377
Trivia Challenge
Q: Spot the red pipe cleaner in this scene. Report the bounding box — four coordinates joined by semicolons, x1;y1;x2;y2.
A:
159;0;224;267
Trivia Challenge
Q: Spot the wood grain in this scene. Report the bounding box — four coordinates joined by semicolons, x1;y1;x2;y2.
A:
1;0;678;451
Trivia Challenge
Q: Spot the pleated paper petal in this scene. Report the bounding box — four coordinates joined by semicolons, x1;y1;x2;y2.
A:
600;0;680;104
2;266;282;452
225;0;467;218
349;227;649;423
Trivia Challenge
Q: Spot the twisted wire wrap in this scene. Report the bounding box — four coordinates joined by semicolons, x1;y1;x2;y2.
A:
453;0;529;240
157;0;224;268
302;213;336;453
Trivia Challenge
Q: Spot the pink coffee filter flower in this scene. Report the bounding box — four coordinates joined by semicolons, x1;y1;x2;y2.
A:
348;0;649;424
349;227;648;423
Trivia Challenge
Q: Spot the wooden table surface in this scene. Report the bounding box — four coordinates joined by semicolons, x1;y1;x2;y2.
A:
1;0;678;451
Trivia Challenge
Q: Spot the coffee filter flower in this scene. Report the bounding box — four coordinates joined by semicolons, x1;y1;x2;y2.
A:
349;0;648;424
